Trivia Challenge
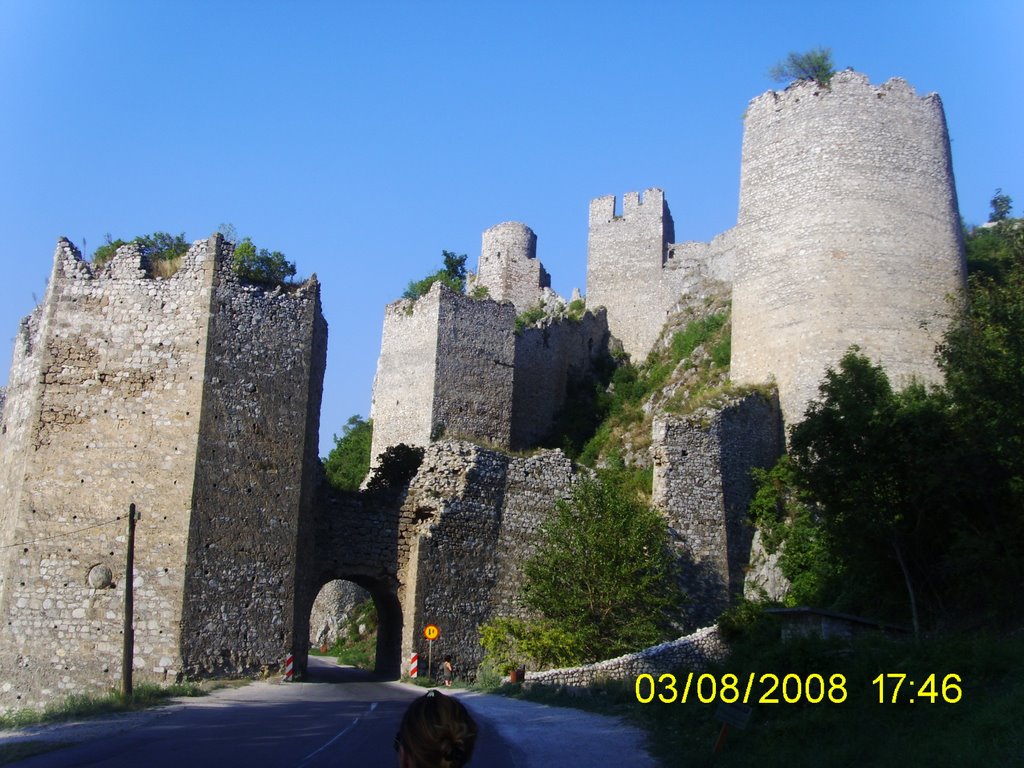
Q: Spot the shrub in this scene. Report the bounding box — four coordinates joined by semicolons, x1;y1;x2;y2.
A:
404;251;466;299
366;443;425;490
323;416;373;491
231;237;297;285
515;474;683;665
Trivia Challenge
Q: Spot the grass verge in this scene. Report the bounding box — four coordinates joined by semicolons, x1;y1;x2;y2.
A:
0;682;206;731
489;626;1024;767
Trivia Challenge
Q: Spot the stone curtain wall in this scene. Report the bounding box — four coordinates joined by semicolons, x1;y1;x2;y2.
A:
666;227;737;287
522;625;726;687
179;238;326;678
0;239;215;710
474;222;551;312
511;309;610;449
731;72;966;425
652;392;784;625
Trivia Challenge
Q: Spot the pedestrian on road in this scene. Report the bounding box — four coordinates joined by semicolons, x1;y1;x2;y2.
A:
441;655;454;687
394;689;478;768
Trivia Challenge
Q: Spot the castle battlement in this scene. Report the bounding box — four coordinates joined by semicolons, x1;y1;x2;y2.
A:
745;70;940;117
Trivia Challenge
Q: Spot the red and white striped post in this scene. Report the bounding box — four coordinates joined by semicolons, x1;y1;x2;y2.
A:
283;654;294;682
409;653;419;678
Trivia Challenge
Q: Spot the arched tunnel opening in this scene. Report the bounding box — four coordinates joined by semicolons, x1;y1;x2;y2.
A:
307;576;401;679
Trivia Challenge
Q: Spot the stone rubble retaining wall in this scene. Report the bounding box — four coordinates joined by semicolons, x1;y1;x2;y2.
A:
522;625;726;688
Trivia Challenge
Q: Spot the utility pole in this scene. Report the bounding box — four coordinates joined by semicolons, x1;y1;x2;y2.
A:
121;503;140;699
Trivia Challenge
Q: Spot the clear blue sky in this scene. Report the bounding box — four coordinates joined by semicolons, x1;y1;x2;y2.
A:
1;1;1020;456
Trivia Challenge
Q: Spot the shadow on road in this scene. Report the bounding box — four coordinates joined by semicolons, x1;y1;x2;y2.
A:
302;657;392;685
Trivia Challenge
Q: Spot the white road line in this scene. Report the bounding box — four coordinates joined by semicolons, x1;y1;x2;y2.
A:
295;702;379;767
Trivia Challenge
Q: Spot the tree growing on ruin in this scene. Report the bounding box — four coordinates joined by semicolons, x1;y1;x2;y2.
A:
481;473;683;668
231;237;297;285
324;416;373;492
403;251;467;300
989;188;1013;222
769;47;835;87
92;231;190;268
365;443;425;491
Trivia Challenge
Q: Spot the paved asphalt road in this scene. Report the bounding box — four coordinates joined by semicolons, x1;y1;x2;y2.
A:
1;658;657;767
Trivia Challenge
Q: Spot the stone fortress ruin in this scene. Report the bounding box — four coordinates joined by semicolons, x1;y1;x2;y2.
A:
0;71;965;709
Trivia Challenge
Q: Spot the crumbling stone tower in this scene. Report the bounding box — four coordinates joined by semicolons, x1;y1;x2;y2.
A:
473;222;551;311
731;71;966;424
0;237;326;709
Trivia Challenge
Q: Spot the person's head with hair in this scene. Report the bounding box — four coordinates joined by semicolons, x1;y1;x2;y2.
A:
395;689;478;768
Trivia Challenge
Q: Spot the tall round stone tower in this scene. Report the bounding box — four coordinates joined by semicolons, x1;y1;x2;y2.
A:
474;221;549;312
731;71;966;425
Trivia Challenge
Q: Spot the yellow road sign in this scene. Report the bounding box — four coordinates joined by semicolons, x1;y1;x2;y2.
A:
423;624;440;641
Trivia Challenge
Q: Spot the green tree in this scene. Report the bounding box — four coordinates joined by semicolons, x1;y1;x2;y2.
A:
135;232;190;261
517;473;683;663
323;416;373;492
989;188;1013;222
92;231;189;268
940;218;1024;508
786;351;966;636
92;234;129;267
365;443;425;491
769;47;835;87
231;237;297;285
403;251;467;300
748;456;839;607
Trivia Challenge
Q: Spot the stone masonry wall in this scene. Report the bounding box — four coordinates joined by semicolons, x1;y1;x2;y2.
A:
473;222;551;312
732;71;966;425
523;625;726;687
399;442;574;677
586;189;736;362
369;290;441;465
433;286;516;447
652;392;784;625
179;238;326;678
0;239;214;710
370;284;516;463
511;309;610;449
